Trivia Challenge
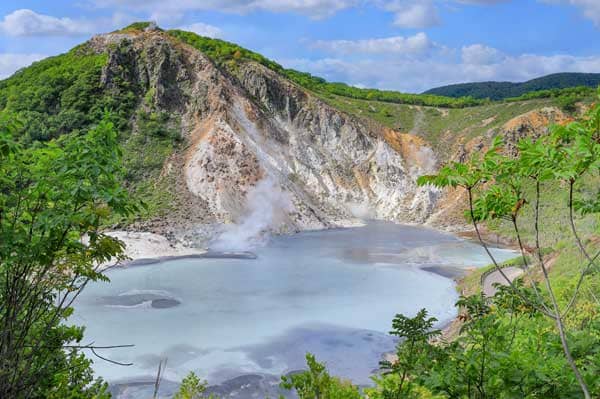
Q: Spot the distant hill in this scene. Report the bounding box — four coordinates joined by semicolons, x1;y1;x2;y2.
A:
423;73;600;100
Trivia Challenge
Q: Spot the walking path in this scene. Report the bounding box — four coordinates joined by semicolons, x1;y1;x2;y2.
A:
482;266;524;297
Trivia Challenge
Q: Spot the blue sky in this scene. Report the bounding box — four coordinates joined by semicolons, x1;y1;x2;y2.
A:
1;0;600;92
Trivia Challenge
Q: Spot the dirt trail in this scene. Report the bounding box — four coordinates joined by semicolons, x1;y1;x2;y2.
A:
483;266;524;296
410;106;425;135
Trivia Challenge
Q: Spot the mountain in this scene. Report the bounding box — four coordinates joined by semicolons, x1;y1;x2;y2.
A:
0;23;586;243
423;73;600;100
0;23;445;241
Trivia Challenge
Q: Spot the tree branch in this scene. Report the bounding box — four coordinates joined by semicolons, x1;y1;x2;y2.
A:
467;188;555;318
563;179;600;317
533;180;591;399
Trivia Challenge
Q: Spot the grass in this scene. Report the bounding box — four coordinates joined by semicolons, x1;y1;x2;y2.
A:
320;95;562;150
112;132;179;225
488;177;600;249
319;93;597;157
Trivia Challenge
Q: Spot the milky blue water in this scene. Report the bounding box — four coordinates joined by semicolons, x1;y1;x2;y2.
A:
72;222;515;390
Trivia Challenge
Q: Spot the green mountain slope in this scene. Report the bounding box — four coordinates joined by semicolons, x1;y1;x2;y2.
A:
167;29;483;108
424;72;600;100
166;28;596;109
0;22;595;224
321;94;560;154
0;41;179;224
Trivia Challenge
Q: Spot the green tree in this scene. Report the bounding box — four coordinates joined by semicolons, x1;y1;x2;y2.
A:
0;114;139;398
421;288;589;398
366;375;443;399
379;309;442;398
417;89;600;398
281;353;362;399
174;372;217;399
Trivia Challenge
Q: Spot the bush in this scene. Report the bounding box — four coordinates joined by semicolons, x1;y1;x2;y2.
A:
557;94;579;113
0;115;138;397
281;353;362;399
174;372;217;399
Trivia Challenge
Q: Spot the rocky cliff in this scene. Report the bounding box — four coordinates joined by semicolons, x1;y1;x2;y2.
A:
78;27;583;248
88;30;442;244
425;105;573;231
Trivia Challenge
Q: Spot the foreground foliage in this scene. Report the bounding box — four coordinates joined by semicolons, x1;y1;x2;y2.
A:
174;372;217;399
0;115;138;398
281;354;362;399
282;290;600;399
416;90;600;397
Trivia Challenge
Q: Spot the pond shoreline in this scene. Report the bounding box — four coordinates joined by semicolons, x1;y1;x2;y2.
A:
95;223;517;398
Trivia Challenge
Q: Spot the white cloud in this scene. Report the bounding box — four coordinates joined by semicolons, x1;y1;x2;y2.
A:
0;9;99;36
372;0;509;29
92;0;359;20
384;1;441;28
242;0;358;17
91;0;509;24
312;32;437;56
546;0;600;26
461;44;505;65
0;53;46;79
283;47;600;93
177;22;223;38
572;0;600;25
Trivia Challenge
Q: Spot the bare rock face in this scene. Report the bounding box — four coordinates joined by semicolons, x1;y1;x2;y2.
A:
89;31;442;237
425;106;575;231
87;31;574;239
501;107;572;156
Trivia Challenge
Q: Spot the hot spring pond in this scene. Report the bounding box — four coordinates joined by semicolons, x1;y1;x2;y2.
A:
73;222;515;397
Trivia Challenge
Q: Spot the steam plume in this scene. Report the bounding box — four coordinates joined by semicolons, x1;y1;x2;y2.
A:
211;177;293;251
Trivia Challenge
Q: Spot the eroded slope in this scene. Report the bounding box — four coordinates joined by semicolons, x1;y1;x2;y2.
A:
89;30;441;242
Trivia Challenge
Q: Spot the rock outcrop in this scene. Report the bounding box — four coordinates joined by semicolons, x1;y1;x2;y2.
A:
88;30;441;241
500;107;572;156
86;30;575;243
425;106;574;231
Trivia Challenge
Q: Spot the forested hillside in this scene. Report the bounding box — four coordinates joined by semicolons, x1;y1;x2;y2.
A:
424;72;600;100
166;27;596;112
167;28;482;108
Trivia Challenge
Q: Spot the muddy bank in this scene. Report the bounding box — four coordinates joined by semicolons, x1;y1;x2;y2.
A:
422;265;472;279
100;231;206;270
